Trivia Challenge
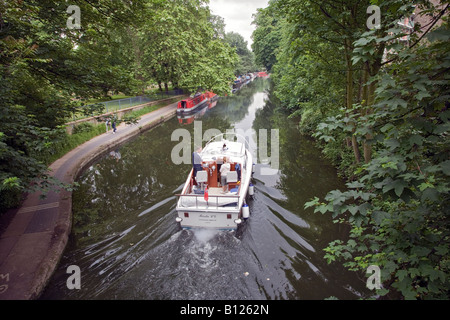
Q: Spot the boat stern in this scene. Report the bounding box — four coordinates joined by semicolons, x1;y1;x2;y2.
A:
175;208;242;230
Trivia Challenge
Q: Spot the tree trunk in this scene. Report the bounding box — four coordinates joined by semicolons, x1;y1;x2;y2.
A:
128;26;146;94
345;40;361;164
363;79;377;163
363;56;384;163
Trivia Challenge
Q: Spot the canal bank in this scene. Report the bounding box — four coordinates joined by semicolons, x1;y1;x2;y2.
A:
0;100;182;300
40;78;371;300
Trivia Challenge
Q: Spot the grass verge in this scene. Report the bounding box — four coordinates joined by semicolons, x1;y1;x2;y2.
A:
44;97;182;166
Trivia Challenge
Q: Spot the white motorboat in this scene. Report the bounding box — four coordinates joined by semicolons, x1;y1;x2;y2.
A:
175;133;254;230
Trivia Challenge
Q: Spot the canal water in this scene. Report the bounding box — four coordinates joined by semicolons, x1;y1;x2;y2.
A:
41;78;370;300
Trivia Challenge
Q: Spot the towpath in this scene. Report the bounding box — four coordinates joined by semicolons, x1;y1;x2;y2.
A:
0;100;181;299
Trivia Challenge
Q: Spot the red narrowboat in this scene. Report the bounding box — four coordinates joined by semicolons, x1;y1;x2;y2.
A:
204;91;218;102
257;71;269;77
177;92;209;114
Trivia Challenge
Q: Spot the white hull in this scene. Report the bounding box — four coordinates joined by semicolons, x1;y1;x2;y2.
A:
175;133;253;230
177;210;242;230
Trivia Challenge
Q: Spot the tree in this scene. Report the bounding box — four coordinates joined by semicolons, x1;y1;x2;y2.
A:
306;2;450;299
269;15;344;132
0;0;239;212
140;0;237;94
254;0;450;299
224;31;256;75
0;0;145;212
208;14;226;40
251;1;282;72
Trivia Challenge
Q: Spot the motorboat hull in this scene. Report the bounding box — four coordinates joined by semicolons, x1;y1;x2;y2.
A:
175;134;253;230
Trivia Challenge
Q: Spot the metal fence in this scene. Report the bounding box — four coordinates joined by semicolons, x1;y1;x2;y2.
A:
73;89;185;121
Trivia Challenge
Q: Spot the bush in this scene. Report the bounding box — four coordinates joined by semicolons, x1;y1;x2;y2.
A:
72;122;95;134
0;189;23;214
38;124;106;165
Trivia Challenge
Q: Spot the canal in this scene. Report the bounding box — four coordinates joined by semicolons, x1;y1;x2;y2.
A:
41;78;370;300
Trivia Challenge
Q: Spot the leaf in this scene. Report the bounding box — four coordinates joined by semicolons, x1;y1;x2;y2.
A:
351;56;362;65
412;246;431;257
346;181;365;189
318;203;333;214
396;269;408;281
418;182;434;192
441;160;450;176
394;278;416;300
353;37;371;47
361;192;375;201
372;210;389;225
382;182;394;193
408;134;423;147
325;190;347;205
321;135;335;142
435;245;448;256
421;188;438;202
380;123;395;133
304;197;320;209
347;239;357;248
348;205;359;216
387;97;408;109
1;177;22;190
416;91;431;101
383;179;407;197
439;109;450;122
384;138;400;150
426;26;450;42
394;181;407;197
433;123;450;135
376;288;389;296
357;202;371;216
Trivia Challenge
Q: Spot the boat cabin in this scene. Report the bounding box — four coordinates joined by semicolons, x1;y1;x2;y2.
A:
191;158;242;193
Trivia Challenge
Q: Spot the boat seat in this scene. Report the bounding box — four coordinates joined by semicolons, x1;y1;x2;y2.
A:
226;171;238;183
196;170;208;183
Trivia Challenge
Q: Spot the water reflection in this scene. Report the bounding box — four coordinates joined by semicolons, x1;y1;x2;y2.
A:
41;78;370;300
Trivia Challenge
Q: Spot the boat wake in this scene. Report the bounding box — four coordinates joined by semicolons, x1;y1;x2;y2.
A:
83;227;256;300
41;79;370;300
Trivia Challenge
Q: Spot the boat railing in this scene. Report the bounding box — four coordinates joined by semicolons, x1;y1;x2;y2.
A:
175;193;240;211
203;132;251;155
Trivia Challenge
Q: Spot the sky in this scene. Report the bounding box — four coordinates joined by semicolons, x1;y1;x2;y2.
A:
208;0;270;50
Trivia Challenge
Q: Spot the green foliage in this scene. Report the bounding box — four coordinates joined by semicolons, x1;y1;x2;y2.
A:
0;103;58;212
0;0;146;212
139;0;238;95
80;103;105;118
72;122;94;135
251;1;283;71
40;124;107;166
257;0;450;299
0;0;239;212
121;114;141;126
309;14;450;300
224;32;257;75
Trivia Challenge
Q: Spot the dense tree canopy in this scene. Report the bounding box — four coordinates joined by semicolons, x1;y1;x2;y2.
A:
139;0;238;93
0;0;240;212
224;31;257;76
253;0;449;299
251;2;282;72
